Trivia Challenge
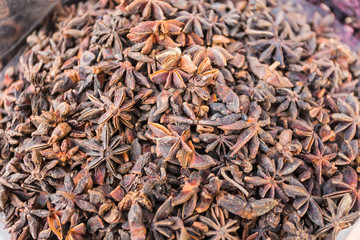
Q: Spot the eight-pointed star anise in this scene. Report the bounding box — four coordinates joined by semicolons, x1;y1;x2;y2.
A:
54;172;96;224
20;150;66;193
81;123;131;179
246;22;301;68
315;194;360;240
11;196;49;239
301;140;337;184
79;87;135;129
219;102;275;158
127;20;184;54
199;204;240;240
332;94;360;142
16;52;50;115
245;154;301;202
126;0;177;20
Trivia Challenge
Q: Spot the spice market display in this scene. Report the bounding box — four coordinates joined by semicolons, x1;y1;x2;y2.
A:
0;0;360;239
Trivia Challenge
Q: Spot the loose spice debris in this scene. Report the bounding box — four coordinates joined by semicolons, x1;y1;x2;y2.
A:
1;0;360;240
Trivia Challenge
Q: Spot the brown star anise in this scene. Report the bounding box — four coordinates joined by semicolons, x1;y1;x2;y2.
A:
246;23;301;67
81;123;131;179
176;11;210;38
300;140;336;184
11;197;49;239
316;194;360;240
126;0;177;20
55;171;96;224
108;61;151;90
245;154;300;202
127;20;184;54
283;177;324;227
219;102;275;158
199;204;240;240
91;19;128;61
332;94;360;142
20;150;66;193
40;139;87;167
323;166;360;211
79;87;135;129
16;52;50;115
283;212;315;240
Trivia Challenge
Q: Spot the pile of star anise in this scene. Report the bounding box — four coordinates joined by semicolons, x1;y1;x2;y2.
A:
309;0;360;42
0;0;360;239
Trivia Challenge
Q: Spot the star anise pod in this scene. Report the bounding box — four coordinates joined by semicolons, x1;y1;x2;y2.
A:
91;19;128;61
219;102;275;158
76;65;102;94
148;197;179;240
274;129;302;162
196;176;222;213
55;172;96;224
149;122;192;160
274;85;312;119
185;44;233;67
150;61;192;89
283;212;315;240
65;223;87;240
20;150;66;193
291;118;321;152
332;94;360;142
30;102;75;144
127;20;184;54
126;0;177;20
335;140;358;165
205;10;227;45
323;166;360;211
248;57;293;88
245;216;279;240
316;194;360;240
16;51;50;115
199;204;240;240
311;11;336;39
199;132;236;156
163;102;220;131
245;154;301;202
235;78;276;105
246;23;301;68
40;139;87;167
81;123;131;179
217;193;278;220
300;140;336;184
283;177;324;227
183;57;217;106
308;98;330;124
128;203;147;240
11;197;49;239
79;87;135;129
46;201;63;240
108;61;151;90
172;171;200;218
176;11;210;38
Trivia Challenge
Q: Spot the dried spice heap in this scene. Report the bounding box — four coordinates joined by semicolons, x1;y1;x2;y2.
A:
1;0;360;239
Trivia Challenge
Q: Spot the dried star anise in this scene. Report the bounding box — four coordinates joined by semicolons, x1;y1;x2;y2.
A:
127;20;184;54
81;123;131;179
199;204;240;240
316;194;360;240
80;88;135;129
